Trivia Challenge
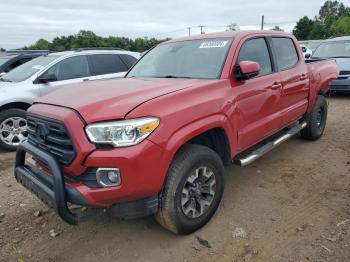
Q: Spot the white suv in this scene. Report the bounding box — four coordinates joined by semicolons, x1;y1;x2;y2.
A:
0;49;140;150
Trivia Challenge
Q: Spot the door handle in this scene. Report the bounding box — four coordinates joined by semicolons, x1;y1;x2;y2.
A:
83;78;89;82
300;74;308;80
271;82;282;90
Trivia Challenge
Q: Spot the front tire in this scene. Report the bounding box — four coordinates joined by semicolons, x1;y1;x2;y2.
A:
0;109;28;151
301;95;327;140
155;144;224;234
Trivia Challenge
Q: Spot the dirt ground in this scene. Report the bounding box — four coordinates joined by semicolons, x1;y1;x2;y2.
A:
0;96;349;262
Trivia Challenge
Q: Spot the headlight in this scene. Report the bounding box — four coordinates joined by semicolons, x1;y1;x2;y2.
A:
85;117;159;147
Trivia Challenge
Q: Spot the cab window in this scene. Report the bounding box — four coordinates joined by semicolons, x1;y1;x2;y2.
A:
237;38;272;77
271;38;299;70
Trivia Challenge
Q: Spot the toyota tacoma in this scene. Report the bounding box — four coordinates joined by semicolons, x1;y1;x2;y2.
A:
14;31;338;234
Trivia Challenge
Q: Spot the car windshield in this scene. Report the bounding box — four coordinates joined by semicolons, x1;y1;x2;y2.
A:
307;41;323;52
127;38;233;79
313;40;350;58
0;55;59;82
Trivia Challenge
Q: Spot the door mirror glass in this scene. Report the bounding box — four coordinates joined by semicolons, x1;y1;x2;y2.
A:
37;74;57;83
236;60;261;81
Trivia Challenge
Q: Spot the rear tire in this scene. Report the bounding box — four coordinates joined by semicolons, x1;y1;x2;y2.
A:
155;144;224;234
0;109;28;151
301;95;327;140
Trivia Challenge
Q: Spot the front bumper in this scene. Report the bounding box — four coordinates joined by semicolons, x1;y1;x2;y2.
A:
15;140;83;224
330;79;350;92
15;140;161;224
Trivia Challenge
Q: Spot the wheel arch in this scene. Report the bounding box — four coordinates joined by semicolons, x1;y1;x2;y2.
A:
0;101;32;113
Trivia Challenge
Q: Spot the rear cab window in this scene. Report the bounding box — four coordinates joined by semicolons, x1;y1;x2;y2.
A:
89;54;128;76
271;37;299;70
237;38;272;77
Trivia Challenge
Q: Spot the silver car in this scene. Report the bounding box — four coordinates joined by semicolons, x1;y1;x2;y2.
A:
312;36;350;93
0;49;140;150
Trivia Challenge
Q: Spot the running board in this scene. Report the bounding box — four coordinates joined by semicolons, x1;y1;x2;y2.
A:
238;122;307;167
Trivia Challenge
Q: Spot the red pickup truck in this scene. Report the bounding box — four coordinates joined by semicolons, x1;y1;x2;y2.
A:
14;31;338;234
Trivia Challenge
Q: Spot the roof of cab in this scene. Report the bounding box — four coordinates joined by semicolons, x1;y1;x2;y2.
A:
163;30;293;44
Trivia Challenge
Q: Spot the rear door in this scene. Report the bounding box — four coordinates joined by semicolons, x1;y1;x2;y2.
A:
88;54;129;80
234;37;283;151
37;55;90;96
270;37;309;126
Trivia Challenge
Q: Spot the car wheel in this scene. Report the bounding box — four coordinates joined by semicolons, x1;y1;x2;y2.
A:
0;109;28;151
301;95;327;140
155;144;224;234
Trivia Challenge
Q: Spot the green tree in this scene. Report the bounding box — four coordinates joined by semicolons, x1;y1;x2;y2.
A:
293;16;315;40
319;1;343;22
24;30;167;52
226;23;240;31
309;20;329;39
270;26;284;32
330;16;350;36
31;39;50;50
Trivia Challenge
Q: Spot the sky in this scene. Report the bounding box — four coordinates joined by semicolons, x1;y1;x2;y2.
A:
1;0;349;49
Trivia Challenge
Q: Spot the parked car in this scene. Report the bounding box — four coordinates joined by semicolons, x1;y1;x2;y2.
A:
312;36;350;93
0;50;49;76
14;31;338;234
0;49;140;150
300;44;312;59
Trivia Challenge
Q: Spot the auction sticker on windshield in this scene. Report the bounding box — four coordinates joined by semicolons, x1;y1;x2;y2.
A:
199;41;228;48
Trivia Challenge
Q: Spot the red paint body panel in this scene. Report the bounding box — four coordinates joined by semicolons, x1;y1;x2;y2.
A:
26;31;339;207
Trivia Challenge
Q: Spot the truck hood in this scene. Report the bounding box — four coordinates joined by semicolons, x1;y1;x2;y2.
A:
37;77;208;123
334;58;350;71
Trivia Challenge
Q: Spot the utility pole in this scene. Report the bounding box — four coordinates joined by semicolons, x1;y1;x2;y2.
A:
199;25;205;34
261;15;265;30
188;27;191;36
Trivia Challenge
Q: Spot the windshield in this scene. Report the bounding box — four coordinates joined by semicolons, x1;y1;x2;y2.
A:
127;38;233;79
307;41;324;52
0;55;59;82
313;41;350;58
0;57;11;67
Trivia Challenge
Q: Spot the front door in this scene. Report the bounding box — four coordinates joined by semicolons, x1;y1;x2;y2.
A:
232;37;282;151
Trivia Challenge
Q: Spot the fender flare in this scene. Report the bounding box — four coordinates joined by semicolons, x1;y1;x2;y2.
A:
156;114;236;185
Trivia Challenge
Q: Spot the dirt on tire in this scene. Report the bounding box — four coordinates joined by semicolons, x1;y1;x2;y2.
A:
0;96;349;262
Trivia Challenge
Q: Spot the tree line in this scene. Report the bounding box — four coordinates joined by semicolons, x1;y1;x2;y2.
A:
19;31;169;52
293;0;350;40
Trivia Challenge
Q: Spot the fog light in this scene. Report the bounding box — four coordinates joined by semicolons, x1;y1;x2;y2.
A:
96;168;121;187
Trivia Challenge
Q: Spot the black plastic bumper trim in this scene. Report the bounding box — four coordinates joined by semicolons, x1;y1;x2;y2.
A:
15;140;79;225
110;195;159;220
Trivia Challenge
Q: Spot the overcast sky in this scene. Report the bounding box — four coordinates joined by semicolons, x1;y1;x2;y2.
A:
1;0;349;49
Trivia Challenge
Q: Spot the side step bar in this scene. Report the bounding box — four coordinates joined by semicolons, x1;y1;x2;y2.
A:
238;122;307;167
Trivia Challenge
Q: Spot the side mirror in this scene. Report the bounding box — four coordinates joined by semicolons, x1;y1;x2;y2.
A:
235;61;261;81
305;53;311;59
37;74;57;84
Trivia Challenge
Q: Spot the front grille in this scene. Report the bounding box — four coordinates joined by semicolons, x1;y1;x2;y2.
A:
339;71;350;75
27;114;76;166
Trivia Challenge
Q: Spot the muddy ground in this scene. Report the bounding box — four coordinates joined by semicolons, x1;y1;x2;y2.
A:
0;96;349;262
